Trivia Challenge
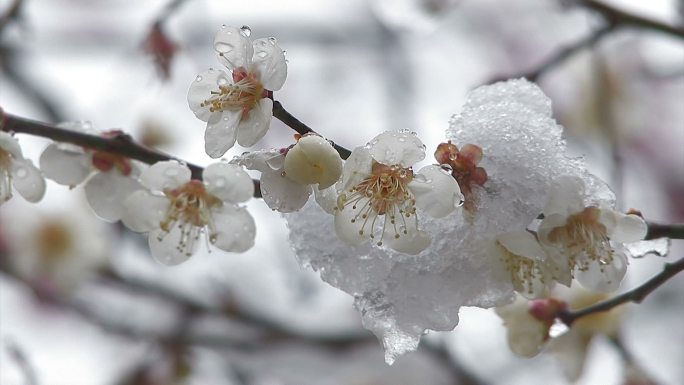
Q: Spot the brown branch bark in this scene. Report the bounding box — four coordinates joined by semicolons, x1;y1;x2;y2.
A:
646;222;684;240
579;0;684;40
558;256;684;326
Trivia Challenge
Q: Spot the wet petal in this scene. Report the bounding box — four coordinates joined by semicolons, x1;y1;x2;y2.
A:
544;176;585;216
549;329;590;382
409;165;463;218
10;158;46;203
85;171;143;222
334;202;368;246
314;185;337;214
121;190;169;232
251;37;287;91
39;143;91;186
338;147;373;192
261;168;311;212
368;131;425;167
140;161;191;191
383;219;431;255
214;26;253;70
203;162;254;203
205;110;240;158
211;205;256;253
188;68;232;122
148;226;196;266
284;135;342;189
496;231;546;262
608;212;647;243
575;251;628;292
236;98;272;148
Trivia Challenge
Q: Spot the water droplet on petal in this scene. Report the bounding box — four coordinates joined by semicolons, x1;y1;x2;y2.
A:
221;24;227;29
195;75;203;82
15;168;28;179
217;77;228;86
440;164;453;174
239;25;251;37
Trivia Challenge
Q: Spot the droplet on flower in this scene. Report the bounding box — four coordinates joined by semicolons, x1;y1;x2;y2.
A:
239;25;251;37
548;319;569;338
268;37;277;44
440;164;453;174
15;167;28;179
196;75;203;82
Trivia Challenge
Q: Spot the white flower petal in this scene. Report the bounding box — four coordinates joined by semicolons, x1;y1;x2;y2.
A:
608;212;647;243
544;176;585;216
140;161;191;192
10;159;46;203
85;171;143;222
338;147;373;192
236;98;273;148
575;251;628;292
368;131;425;167
496;297;548;358
409;165;463;218
334;202;368;246
537;213;567;247
148;227;195;266
284;135;342;189
39;143;91;186
251;37;287;91
121;190;169;232
383;220;431;255
214;26;253;70
496;231;546;262
233;149;284;172
203;162;254;203
211;205;256;253
0;131;23;158
549;329;590;382
205;110;241;158
314;185;337;214
261;168;311;212
188;69;232;122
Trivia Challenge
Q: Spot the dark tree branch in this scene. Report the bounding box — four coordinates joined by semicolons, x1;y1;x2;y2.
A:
579;0;684;40
0;0;22;34
558;256;684;326
272;101;352;159
646;222;684;240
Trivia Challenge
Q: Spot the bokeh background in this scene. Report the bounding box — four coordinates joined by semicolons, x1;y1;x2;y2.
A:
0;0;683;384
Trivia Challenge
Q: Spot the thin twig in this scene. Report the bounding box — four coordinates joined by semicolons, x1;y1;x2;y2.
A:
485;24;613;84
0;0;22;34
646;222;684;240
558;256;684;326
272;100;352;159
579;0;684;40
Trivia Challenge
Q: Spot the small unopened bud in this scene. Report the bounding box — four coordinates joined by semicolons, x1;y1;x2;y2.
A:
284;135;342;189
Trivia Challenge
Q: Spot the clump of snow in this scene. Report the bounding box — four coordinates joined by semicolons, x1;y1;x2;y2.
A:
286;79;616;364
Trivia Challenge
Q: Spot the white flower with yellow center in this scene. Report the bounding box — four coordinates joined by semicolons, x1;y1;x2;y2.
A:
122;161;256;265
0;131;46;205
188;25;287;158
334;131;463;255
39;121;143;222
538;176;647;292
235;135;343;213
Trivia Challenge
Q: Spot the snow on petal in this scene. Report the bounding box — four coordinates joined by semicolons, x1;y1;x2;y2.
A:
10;158;46;203
235;97;273;148
214;25;253;70
39;143;91;186
211;205;256;252
543;176;585;216
122;190;169;232
84;171;142;222
203;162;254;203
251;37;287;91
408;165;463;218
284;135;343;189
368;131;425;167
140;160;191;191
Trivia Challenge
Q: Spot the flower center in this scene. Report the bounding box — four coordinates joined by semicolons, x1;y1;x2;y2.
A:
200;68;265;120
497;241;545;296
36;220;73;262
337;161;416;245
0;148;11;170
160;180;223;256
547;207;613;272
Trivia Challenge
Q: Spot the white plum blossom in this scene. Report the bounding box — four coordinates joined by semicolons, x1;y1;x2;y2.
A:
0;201;110;293
122;161;255;265
538;176;647;292
39;121;142;222
188;25;287;158
234;135;342;213
0;131;46;205
334;131;463;254
493;230;555;299
286;79;623;363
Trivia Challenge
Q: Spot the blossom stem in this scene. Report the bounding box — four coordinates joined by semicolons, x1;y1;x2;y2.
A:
271;100;352;159
558;256;684;326
0;109;263;197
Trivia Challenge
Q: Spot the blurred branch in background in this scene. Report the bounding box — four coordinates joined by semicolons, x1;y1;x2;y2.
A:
558;256;684;326
5;340;39;385
646;222;684;240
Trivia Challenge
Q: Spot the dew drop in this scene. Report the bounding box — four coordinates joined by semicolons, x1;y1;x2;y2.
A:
398;128;411;134
195;75;203;82
14;167;28;179
239;25;251;37
217;77;228;86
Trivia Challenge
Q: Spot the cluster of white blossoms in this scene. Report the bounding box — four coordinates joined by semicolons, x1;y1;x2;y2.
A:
1;25;656;369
